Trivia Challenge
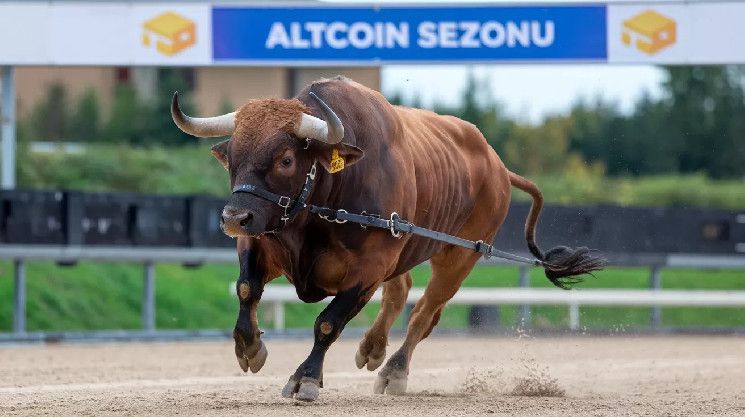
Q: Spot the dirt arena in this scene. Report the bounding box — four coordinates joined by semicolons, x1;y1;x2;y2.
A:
1;335;744;416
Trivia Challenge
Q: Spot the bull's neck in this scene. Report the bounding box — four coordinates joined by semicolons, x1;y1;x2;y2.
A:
266;166;341;272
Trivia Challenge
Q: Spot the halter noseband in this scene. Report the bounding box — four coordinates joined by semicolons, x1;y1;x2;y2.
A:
231;162;317;232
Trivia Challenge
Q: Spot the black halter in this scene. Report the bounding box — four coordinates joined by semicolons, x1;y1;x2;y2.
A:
232;162;317;231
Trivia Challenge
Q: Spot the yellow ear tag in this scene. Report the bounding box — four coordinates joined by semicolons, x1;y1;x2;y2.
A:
329;148;345;173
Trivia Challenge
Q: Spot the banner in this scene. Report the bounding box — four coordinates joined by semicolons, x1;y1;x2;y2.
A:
0;2;743;66
212;6;607;63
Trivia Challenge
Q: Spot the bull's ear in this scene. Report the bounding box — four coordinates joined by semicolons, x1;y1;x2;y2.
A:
210;139;230;170
315;143;364;174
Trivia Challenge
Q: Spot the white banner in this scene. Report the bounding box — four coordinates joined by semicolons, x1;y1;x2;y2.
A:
0;3;211;66
1;2;745;66
607;3;745;64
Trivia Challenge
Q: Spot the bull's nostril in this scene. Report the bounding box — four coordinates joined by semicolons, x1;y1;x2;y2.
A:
239;212;253;227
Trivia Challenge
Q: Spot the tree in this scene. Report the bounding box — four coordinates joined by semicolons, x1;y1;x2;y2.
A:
28;83;70;141
503;115;573;175
660;65;745;177
104;84;141;143
138;68;199;146
69;88;101;142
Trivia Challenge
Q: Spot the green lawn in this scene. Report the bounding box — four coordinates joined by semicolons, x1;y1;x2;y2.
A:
0;261;743;333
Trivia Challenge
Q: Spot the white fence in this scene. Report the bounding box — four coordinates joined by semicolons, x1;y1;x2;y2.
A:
259;286;745;331
3;244;745;340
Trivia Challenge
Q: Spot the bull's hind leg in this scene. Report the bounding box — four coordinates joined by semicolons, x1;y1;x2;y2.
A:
356;272;413;371
374;248;480;395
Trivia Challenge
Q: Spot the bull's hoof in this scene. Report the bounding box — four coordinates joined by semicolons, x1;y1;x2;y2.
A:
281;376;299;399
247;341;268;373
235;340;267;373
355;336;387;371
374;368;408;395
282;376;322;402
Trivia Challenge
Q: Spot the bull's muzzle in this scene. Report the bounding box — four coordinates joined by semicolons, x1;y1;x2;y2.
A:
220;206;257;237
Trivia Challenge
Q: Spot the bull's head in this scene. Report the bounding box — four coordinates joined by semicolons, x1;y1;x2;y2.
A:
171;92;364;236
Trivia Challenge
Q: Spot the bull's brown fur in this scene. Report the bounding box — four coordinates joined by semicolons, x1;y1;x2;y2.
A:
234;98;308;141
207;76;604;401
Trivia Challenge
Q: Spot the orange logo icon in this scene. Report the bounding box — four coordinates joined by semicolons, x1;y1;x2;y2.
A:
142;12;196;56
621;10;676;55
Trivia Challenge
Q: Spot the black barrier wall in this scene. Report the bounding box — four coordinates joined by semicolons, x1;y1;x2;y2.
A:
1;189;743;254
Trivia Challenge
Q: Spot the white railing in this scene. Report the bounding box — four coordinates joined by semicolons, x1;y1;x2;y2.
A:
259;286;745;331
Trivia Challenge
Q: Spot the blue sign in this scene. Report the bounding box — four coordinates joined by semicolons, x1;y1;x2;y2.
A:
212;5;607;63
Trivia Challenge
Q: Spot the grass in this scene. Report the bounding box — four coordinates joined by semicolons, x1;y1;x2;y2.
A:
1;261;744;333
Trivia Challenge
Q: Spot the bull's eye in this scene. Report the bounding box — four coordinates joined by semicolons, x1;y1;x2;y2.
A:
281;157;293;168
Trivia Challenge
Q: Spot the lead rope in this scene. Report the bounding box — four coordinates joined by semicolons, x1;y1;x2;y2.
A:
307;206;544;267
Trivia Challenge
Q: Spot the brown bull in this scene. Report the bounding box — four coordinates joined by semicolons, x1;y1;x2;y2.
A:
171;76;604;402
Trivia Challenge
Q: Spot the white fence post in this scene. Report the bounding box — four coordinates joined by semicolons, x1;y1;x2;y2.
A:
13;259;26;335
568;302;580;331
142;261;156;332
517;265;531;327
650;265;662;328
272;301;285;331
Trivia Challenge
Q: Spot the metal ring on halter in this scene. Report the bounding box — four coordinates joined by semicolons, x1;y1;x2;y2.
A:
303;138;311;150
475;240;491;259
334;209;348;224
389;212;401;238
308;163;317;179
277;196;291;208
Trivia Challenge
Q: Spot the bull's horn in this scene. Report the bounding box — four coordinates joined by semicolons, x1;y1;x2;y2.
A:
171;92;236;138
295;92;344;144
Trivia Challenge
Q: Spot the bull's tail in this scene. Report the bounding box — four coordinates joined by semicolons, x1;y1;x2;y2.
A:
508;171;606;289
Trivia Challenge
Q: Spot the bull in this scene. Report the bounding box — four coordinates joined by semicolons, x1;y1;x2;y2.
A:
171;76;604;402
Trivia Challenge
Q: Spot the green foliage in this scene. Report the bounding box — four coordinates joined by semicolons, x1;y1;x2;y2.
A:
27;83;70;141
69;88;101;141
566;66;745;178
394;66;745;180
25;69;198;146
104;84;141;143
18;143;228;195
137;68;199;146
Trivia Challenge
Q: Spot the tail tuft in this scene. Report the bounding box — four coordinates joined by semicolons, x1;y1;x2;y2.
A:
542;246;607;290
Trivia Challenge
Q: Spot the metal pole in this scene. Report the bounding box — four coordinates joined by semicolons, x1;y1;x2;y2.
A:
13;259;26;334
285;67;298;98
650;265;662;328
517;265;531;328
143;261;156;332
1;66;16;189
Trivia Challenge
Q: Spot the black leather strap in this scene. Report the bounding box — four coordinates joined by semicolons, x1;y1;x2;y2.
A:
231;162;317;228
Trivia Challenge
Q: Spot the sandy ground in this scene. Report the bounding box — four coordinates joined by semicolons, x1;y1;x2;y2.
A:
1;335;744;416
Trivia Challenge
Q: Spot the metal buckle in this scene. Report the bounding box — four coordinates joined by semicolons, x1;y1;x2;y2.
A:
335;209;348;224
475;240;491;259
390;212;401;238
303;138;311;150
278;196;291;208
308;163;317;180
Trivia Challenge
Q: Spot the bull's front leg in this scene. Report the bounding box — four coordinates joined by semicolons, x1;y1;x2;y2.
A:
233;246;269;373
282;282;376;402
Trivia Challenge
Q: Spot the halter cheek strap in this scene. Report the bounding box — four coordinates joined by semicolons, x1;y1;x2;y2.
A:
231;162;317;231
